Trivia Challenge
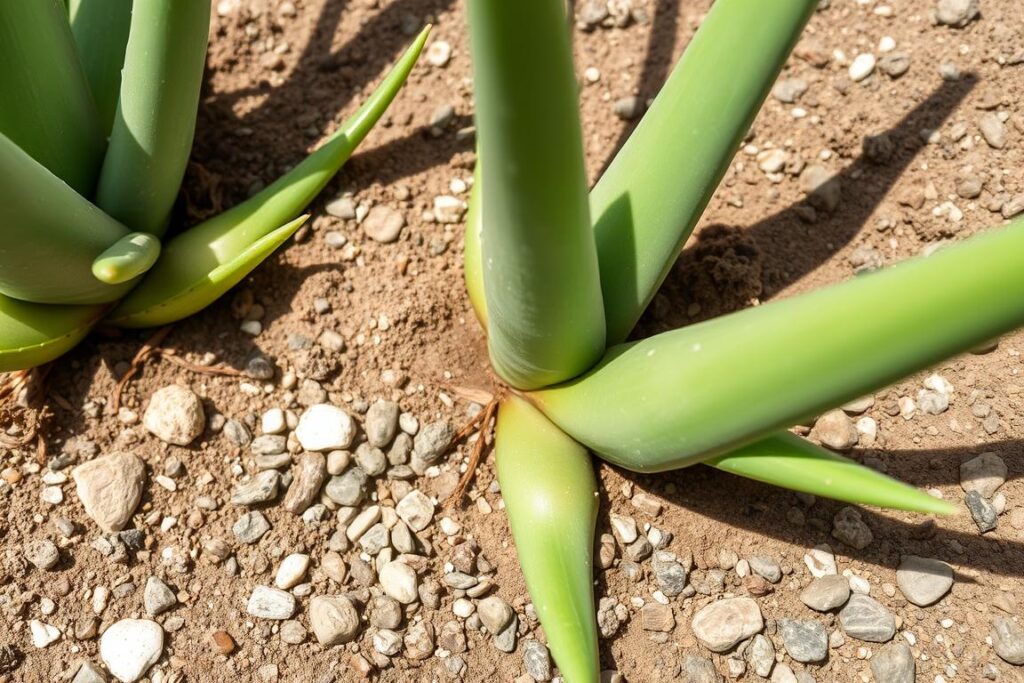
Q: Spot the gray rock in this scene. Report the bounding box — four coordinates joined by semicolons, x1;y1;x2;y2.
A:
691;597;763;652
896;555;953;606
247;586;296;620
870;642;915;683
800;575;851;611
369;596;403;629
682;655;722;683
613;96;642;120
251;435;287;455
444;572;478;590
772;78;808;104
223;419;251;446
413;421;453;464
992;616;1024;665
231;470;281;506
478;596;514;634
72;452;146;533
396;490;434;531
748;555;782;583
979;114;1007;150
878;52;911;78
325;467;369;506
387;432;413;465
280;620;307;645
24;539;59;571
233;511;271;544
359;523;391;556
309;595;360;645
283;452;326;515
365;400;400;448
960;452;1007;498
363;205;405;243
966;490;998;532
354;443;387;477
812;410;858;449
839;594;895;642
523;639;552;681
325;194;355;219
143;576;176;616
143;385;204;445
653;552;688;597
936;0;979;28
493;615;518;653
253;453;291;470
800;165;841;213
746;634;775;677
779;619;828;662
832;506;873;549
955;173;984;199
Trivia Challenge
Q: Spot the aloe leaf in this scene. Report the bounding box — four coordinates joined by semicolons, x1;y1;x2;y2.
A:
68;0;133;136
592;0;817;344
496;395;599;683
468;0;606;389
707;432;954;514
0;0;105;196
463;163;487;327
0;133;135;305
105;216;307;328
92;233;162;285
532;219;1024;471
0;296;105;372
95;0;211;235
106;26;429;328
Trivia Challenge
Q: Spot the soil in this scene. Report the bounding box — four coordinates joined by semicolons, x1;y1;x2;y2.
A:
3;0;1024;681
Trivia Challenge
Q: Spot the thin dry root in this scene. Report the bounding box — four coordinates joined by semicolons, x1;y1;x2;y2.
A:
445;395;500;507
0;366;52;462
111;326;245;414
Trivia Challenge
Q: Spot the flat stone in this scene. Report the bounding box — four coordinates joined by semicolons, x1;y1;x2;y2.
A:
896;555;953;606
772;78;808;103
365;400;400;448
247;586;296;620
839;594;895;643
746;634;775;677
282;452;326;515
870;642;915;683
682;655;722;683
992;616;1024;665
748;556;781;583
233;511;270;544
251;435;287;455
324;467;369;506
99;619;163;682
691;597;763;652
396;490;434;531
641;603;675;632
143;385;204;446
143;576;176;616
295;404;355;451
779;619;828;662
960;452;1007;498
800;575;851;611
804;545;837;577
73;453;146;533
523;639;552;681
363;205;405;243
230;470;280;506
380;561;418;604
478;596;514;635
413;421;453;464
309;595;360;646
966;490;998;532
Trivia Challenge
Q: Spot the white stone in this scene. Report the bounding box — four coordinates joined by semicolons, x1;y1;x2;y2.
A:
610;513;638;544
878;36;896;52
346;505;381;542
426;40;452;67
99;619;164;682
433;195;466;224
262;408;286;434
247;586;296;619
294;404;355;451
379;561;418;604
453;598;475;618
804;545;838;578
275;553;311;590
30;620;60;648
72;452;146;533
849;53;876;82
143;385;205;446
396;490;435;531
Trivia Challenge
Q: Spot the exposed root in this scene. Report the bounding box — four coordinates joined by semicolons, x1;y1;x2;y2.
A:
445;394;501;507
111;326;245;414
183;160;225;220
0;366;52;462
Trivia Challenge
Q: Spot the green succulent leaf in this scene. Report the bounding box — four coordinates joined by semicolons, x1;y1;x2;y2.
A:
592;0;818;344
68;0;133;137
92;233;162;285
468;0;606;389
496;395;600;683
708;432;955;514
0;0;105;196
462;162;486;326
532;219;1024;470
95;0;212;235
0;133;136;305
0;296;105;372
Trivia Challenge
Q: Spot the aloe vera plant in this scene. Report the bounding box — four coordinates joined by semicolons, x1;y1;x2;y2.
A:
0;0;429;371
463;0;1024;679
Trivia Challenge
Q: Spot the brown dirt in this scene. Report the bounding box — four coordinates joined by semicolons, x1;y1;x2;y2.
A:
3;0;1024;681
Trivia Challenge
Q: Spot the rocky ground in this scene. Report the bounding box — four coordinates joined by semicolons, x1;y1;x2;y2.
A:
2;0;1024;681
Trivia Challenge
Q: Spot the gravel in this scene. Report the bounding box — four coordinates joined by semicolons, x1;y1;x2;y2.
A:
283;452;326;514
523;639;552;681
691;597;763;652
247;586;296;620
362;205;405;243
870;642;916;682
832;506;874;549
230;470;280;506
309;595;360;645
935;0;979;27
811;410;858;449
966;490;998;532
274;553;310;589
478;596;514;635
295;404;356;451
960;452;1007;498
365;400;400;447
396;490;435;531
896;555;953;606
233;510;271;544
839;594;896;643
747;555;781;584
143;576;177;616
99;619;163;683
72;452;146;532
143;385;204;445
325;467;369;506
23;539;59;571
992;616;1024;665
379;561;419;604
746;634;775;677
778;619;828;662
